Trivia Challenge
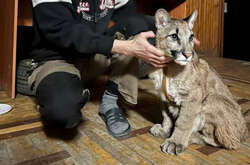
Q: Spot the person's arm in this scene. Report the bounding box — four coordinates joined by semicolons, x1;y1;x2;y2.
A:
32;0;114;55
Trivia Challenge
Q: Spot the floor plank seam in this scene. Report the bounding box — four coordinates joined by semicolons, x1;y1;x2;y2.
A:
14;150;71;165
116;126;152;141
0;126;43;140
125;145;155;165
222;75;250;85
196;145;221;155
237;99;250;105
0;118;41;129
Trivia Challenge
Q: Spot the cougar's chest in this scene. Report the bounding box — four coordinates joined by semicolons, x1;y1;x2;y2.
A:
163;65;193;105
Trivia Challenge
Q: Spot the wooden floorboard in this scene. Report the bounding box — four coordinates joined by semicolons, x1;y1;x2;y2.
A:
77;119;152;165
15;151;71;165
0;57;250;165
123;134;194;165
0;132;66;164
0;122;43;140
53;132;121;165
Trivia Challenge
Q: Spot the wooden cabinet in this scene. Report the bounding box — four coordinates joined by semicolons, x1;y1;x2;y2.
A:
0;0;32;98
0;0;224;98
0;0;18;98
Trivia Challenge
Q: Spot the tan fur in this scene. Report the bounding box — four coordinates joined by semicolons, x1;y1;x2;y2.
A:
149;9;248;155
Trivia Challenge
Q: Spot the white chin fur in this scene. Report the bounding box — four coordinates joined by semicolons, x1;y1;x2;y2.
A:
174;54;192;65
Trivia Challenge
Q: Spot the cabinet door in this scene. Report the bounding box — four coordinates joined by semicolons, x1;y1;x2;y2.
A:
0;0;18;98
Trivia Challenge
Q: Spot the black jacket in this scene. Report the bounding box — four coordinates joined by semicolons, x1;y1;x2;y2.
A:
30;0;153;62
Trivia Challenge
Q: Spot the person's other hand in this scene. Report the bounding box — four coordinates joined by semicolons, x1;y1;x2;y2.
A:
194;37;200;46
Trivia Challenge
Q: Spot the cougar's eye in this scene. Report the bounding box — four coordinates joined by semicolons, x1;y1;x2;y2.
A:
171;34;178;41
189;34;194;42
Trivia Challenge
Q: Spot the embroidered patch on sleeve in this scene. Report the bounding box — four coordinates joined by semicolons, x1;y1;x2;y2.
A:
99;0;114;10
77;1;90;13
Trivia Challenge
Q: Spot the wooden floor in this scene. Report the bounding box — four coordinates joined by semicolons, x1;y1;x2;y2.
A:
0;57;250;165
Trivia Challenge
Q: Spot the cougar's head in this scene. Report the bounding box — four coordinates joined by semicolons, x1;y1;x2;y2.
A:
155;8;198;66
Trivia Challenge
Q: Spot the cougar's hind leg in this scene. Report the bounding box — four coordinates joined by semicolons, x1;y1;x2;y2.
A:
189;132;221;147
188;114;220;147
187;114;206;145
189;132;206;145
197;122;221;147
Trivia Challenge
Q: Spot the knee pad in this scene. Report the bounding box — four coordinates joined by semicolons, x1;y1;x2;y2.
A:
36;72;90;128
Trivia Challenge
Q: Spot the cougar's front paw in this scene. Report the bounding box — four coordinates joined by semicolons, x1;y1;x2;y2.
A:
160;139;186;155
150;124;170;138
150;124;162;137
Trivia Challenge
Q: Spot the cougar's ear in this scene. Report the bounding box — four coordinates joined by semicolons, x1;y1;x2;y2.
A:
184;9;198;29
155;8;170;29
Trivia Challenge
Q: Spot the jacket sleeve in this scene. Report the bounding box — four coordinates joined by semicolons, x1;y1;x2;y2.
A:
32;1;114;55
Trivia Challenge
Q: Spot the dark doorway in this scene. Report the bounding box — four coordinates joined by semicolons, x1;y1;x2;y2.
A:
223;0;249;61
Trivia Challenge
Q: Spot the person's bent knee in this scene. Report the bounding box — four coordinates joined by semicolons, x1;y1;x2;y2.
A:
36;72;89;128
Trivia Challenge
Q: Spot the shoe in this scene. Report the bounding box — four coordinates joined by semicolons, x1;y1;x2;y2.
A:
99;108;131;137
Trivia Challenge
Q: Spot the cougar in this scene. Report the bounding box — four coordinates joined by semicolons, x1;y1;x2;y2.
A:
149;8;248;155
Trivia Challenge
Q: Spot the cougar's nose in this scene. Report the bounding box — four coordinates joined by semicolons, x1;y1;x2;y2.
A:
182;52;193;58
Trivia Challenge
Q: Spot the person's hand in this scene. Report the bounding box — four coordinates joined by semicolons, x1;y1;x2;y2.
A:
112;31;171;68
129;31;172;67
